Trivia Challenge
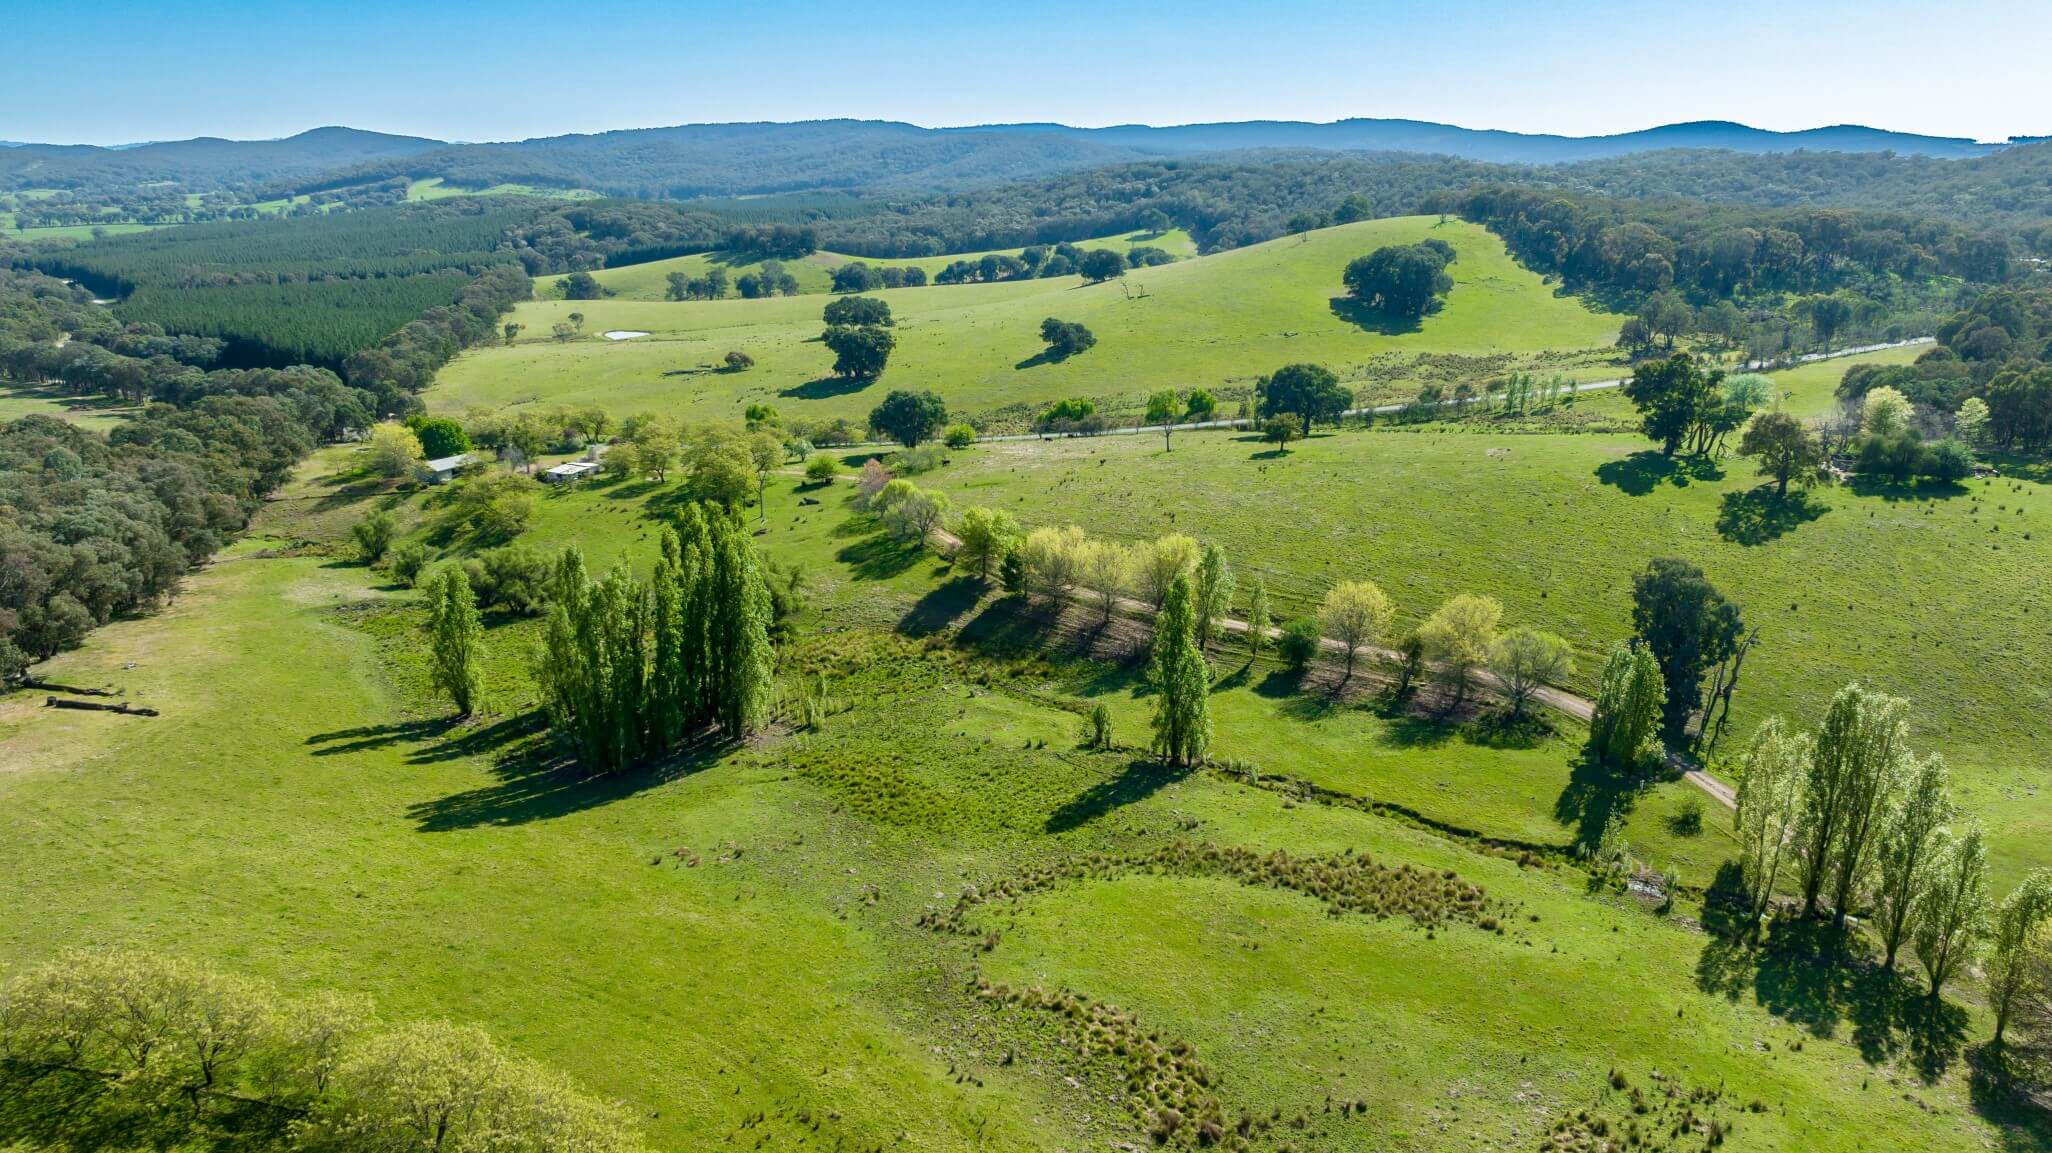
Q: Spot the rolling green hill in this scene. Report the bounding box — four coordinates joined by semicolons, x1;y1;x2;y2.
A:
530;228;1199;301
927;350;2052;885
434;217;1623;426
0;440;2027;1153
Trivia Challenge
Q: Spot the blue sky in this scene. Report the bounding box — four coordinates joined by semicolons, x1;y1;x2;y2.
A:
10;0;2049;145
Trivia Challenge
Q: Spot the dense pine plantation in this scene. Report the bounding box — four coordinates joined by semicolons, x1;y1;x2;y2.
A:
8;109;2052;1153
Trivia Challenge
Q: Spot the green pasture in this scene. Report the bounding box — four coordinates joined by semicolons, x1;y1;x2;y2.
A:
434;217;1625;429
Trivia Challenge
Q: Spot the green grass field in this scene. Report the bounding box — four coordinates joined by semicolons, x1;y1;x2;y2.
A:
434;217;1624;430
920;347;2052;884
0;439;2030;1152
0;383;138;430
406;177;602;202
531;228;1202;301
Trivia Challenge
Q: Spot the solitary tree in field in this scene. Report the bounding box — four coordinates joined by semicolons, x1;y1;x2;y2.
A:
1150;574;1211;767
868;389;947;447
502;322;522;345
1738;411;1824;497
1039;317;1095;358
1147;390;1181;451
1343;242;1455;318
824;324;896;380
426;565;486;717
1257;363;1350;436
1318;579;1394;684
1487;626;1574;719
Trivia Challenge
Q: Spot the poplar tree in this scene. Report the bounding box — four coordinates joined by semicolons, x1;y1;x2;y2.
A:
1913;824;1989;1000
1989;870;2052;1042
1192;543;1234;653
1588;645;1665;770
1733;716;1809;933
425;565;485;717
1874;753;1954;970
708;510;775;735
1795;684;1909;922
1150;574;1211;768
1244;580;1271;661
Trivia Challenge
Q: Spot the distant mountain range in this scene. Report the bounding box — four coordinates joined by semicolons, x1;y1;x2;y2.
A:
953;118;2014;162
0;118;2029;200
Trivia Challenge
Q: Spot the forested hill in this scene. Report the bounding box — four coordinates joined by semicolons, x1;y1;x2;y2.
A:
0;127;442;193
289;121;1148;199
290;117;2021;200
957;118;2013;162
3;118;2030;206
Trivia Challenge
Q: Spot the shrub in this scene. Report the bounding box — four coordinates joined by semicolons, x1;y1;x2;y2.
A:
894;442;946;474
724;350;754;371
462;545;550;615
387;541;430;587
1086;702;1113;748
351;508;396;562
1278;618;1321;673
803;454;840;484
943;423;977;449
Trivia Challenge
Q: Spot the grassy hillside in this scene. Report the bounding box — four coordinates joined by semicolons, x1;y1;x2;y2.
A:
434;217;1624;427
530;228;1200;301
927;353;2052;883
2;440;2032;1151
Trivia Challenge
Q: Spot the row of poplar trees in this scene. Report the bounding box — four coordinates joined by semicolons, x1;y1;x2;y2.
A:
424;502;776;773
536;504;776;774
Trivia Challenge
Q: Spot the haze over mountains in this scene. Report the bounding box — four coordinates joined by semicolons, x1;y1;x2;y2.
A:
0;116;2030;200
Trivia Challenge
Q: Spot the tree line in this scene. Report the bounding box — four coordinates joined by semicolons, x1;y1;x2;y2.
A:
0;948;646;1152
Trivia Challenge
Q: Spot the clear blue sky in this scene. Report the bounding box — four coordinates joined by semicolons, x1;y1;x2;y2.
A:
12;0;2049;145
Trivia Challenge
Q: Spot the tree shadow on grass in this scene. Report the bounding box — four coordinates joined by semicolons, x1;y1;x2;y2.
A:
1327;296;1426;336
1967;1046;2052;1152
1551;748;1643;852
836;532;925;581
953;595;1054;662
1716;486;1828;545
898;576;987;637
1014;348;1073;370
0;1063;292;1153
1045;757;1190;833
407;722;731;832
780;376;874;401
1694;911;1972;1082
1594;450;1722;496
1846;475;1970;503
